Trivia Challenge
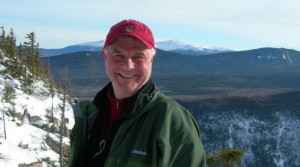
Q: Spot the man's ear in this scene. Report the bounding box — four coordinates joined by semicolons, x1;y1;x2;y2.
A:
102;49;107;60
150;56;154;63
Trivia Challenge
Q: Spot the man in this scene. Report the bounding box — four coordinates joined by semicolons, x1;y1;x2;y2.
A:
68;19;206;167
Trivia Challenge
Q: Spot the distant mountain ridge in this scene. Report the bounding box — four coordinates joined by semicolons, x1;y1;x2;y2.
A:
43;47;300;97
40;39;231;57
39;40;104;57
44;47;300;78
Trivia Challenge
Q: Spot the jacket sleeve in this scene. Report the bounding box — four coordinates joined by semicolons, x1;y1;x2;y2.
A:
156;101;206;167
67;101;94;167
68;103;85;167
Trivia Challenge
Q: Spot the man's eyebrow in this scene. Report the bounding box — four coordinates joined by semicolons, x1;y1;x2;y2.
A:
111;49;122;54
134;52;147;57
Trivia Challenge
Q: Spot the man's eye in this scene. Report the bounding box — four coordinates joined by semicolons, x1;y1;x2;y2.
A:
133;55;145;61
112;55;123;60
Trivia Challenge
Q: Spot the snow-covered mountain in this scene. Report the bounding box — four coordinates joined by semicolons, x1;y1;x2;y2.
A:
40;39;230;57
77;40;104;48
156;39;231;55
156;39;191;51
39;40;104;57
0;50;74;166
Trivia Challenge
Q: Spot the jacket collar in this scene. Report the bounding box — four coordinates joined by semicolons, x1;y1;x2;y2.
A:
92;80;156;119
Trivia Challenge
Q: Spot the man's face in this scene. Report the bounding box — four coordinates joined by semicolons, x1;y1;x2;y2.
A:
103;37;154;99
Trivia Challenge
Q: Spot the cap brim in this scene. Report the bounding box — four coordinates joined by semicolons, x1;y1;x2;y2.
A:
105;33;153;49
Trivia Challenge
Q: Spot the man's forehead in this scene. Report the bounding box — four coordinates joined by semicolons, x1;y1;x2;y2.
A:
107;43;151;57
109;46;147;53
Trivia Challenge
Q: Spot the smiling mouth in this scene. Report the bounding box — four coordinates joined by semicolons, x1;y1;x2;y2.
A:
118;73;136;78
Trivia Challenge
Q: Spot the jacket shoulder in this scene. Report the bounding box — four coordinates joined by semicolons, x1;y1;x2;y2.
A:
72;100;98;118
152;91;184;110
152;91;200;134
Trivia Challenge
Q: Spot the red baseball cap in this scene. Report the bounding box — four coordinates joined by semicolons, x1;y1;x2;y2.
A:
103;19;155;49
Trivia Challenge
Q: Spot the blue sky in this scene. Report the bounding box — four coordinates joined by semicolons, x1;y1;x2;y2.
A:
1;0;299;51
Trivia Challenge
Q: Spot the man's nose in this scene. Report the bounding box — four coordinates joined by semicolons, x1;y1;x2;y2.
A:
123;58;135;70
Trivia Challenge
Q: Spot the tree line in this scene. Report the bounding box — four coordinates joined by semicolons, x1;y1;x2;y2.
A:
0;27;54;92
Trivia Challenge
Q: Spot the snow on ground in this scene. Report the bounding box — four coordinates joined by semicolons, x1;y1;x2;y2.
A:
0;123;59;166
0;51;75;166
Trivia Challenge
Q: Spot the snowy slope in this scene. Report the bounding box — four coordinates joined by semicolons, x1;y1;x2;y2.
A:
0;50;74;166
0;123;59;166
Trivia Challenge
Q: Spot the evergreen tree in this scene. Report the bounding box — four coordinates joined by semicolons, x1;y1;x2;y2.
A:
44;61;57;131
58;66;72;167
17;42;33;93
23;32;42;79
17;43;27;79
42;60;54;86
48;63;56;123
5;29;24;79
0;26;6;50
21;32;43;93
6;28;16;56
207;148;245;167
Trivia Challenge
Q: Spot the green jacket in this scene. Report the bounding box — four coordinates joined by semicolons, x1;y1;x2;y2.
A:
68;83;206;167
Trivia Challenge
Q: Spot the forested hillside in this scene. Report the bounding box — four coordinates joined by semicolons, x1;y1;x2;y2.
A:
0;27;74;166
